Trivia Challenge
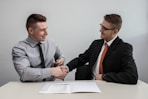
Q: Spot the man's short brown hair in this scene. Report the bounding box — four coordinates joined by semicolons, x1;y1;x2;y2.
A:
26;14;46;30
104;14;122;30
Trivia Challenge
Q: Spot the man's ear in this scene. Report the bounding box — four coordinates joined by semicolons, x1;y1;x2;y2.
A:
28;27;34;35
113;29;119;35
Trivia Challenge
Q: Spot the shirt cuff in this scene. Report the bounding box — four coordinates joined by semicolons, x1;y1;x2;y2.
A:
65;65;69;73
102;74;106;81
42;68;51;78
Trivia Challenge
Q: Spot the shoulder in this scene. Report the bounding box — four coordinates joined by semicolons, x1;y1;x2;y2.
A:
13;39;27;49
117;38;133;52
90;39;104;46
119;39;133;49
113;37;132;49
93;39;103;43
12;39;28;53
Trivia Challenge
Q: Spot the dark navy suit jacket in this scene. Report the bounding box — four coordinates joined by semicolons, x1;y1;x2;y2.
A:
67;37;138;84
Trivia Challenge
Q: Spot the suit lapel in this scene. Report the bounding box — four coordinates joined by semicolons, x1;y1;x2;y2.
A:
91;40;104;65
105;37;121;59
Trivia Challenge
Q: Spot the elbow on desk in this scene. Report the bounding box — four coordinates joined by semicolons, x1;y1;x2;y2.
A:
103;73;138;84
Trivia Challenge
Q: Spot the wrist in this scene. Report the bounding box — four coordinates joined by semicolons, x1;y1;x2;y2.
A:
102;74;106;80
65;65;69;73
50;68;54;76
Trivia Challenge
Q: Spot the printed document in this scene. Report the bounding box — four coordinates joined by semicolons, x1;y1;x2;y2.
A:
39;81;101;94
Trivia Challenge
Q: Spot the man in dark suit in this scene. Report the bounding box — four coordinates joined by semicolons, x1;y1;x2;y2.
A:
62;14;138;84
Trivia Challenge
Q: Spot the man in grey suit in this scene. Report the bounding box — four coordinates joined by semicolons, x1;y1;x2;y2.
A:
12;14;67;82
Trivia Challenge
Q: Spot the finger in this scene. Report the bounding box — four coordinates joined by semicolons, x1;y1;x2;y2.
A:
61;68;68;73
57;75;65;79
55;62;63;66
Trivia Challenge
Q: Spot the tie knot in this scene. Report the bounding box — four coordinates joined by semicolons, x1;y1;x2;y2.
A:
37;42;41;46
105;43;108;48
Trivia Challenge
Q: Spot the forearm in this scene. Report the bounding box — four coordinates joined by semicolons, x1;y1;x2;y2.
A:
67;53;89;71
67;58;85;71
102;72;138;84
18;67;51;82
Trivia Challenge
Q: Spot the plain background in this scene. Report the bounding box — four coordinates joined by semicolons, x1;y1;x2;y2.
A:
0;0;148;86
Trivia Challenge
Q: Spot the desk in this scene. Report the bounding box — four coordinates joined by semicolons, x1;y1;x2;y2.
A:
0;80;148;99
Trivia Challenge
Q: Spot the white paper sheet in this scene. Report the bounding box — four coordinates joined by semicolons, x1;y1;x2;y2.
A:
39;81;101;94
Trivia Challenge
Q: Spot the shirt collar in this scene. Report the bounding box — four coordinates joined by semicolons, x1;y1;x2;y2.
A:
104;35;118;46
26;37;45;47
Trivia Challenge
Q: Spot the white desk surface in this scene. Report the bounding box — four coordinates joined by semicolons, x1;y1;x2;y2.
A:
0;80;148;99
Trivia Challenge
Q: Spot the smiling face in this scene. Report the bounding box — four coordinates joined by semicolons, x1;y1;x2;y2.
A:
99;19;119;42
28;22;48;42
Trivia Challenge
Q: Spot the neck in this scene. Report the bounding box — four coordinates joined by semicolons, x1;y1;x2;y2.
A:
29;35;39;42
107;34;117;42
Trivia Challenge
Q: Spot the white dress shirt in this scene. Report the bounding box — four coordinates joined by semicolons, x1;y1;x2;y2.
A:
92;35;118;79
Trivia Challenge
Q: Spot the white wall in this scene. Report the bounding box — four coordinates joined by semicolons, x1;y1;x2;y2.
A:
0;0;148;86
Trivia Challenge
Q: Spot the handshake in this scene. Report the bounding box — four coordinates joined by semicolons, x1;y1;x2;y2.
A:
50;65;69;80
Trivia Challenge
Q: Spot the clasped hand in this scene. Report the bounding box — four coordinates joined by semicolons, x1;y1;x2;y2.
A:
50;66;68;80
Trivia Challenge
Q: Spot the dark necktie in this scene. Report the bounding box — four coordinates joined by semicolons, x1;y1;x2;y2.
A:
37;42;45;68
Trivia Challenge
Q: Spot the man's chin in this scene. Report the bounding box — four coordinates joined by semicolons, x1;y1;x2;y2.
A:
39;39;45;42
100;35;105;39
41;37;46;41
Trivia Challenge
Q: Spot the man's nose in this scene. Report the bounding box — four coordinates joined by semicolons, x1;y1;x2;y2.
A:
100;28;103;33
44;30;48;35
